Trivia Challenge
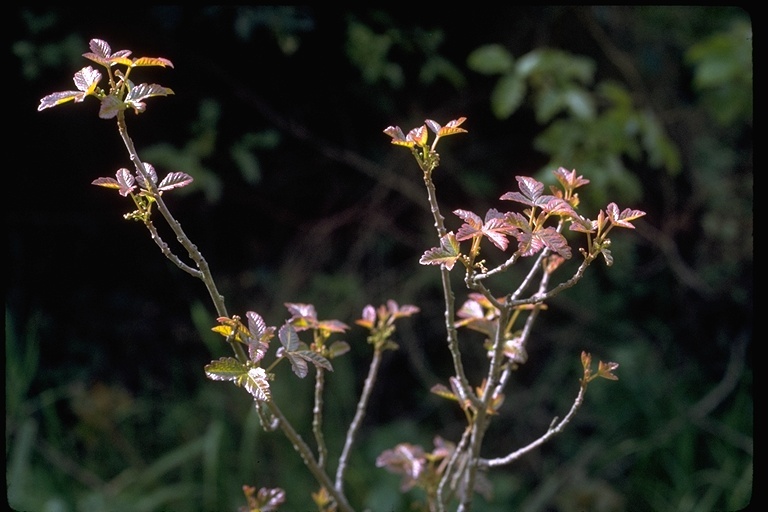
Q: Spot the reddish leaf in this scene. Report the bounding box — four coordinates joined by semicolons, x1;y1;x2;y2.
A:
157;171;194;192
420;232;460;270
605;202;646;228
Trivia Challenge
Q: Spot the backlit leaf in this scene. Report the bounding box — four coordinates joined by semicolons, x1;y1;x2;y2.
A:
278;323;300;351
157;171;194;192
204;357;247;382
242;367;271;401
420;232;460;270
131;57;174;68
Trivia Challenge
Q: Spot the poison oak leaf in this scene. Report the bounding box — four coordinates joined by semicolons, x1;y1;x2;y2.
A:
83;38;133;67
605;202;646;228
420;232;460;270
92;168;136;196
157;171;194;192
454;208;518;251
277;323;333;378
425;116;468;136
204;357;271;402
598;360;620;380
38;66;102;111
124;83;175;114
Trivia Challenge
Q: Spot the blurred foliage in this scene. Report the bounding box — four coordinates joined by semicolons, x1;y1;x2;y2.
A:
8;6;751;512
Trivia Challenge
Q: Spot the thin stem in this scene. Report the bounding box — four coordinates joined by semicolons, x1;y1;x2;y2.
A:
480;383;587;468
335;346;384;492
313;368;328;470
115;111;248;364
266;400;354;512
422;171;480;411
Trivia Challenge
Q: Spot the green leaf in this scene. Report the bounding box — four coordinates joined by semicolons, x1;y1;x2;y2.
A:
490;73;527;119
467;44;515;75
204;357;248;382
328;340;351;359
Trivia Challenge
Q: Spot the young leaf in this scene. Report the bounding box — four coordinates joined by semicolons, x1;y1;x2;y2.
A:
420;232;461;270
284;303;318;330
91;168;136;197
431;383;458;401
242;367;272;401
287;350;333;378
157;171;194;192
535;226;572;259
125;83;175;114
37;66;102;111
605;202;646;228
205;357;248;382
82;38;133;67
278;323;301;351
328;340;351;359
245;311;274;363
131;57;175;68
286;352;309;378
455;208;518;251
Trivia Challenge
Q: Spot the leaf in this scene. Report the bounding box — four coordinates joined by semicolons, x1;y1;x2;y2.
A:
204;357;248;382
605;202;646;228
535;226;572;259
430;383;458;401
126;83;175;103
383;125;413;147
317;319;350;334
420;232;460;270
82;38;133;67
244;311;273;363
598;360;620;381
131;57;174;68
157;171;194;192
92;168;136;197
278;323;300;351
454;209;484;240
98;94;124;119
328;340;351;359
291;350;333;376
490;73;527;119
466;44;515;75
286;353;308;378
242;367;271;401
284;303;317;330
135;162;159;188
38;66;102;111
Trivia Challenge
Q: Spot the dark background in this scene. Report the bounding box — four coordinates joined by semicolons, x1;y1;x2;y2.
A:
7;6;753;512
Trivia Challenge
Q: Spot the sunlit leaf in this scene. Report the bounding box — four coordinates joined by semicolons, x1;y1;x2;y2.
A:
535;226;572;259
131;57;174;68
605;202;646;228
419;232;460;270
598;360;620;380
431;383;458;401
204;357;248;382
242;367;271;401
82;38;132;67
157;171;194;192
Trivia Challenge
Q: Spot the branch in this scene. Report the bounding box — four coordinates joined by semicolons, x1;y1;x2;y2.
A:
479;383;587;468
